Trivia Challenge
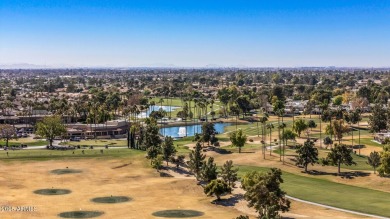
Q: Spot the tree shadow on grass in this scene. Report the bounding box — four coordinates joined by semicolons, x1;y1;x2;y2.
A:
340;171;370;179
306;170;338;176
306;170;370;179
159;172;174;177
213;148;232;154
162;166;193;177
212;194;243;207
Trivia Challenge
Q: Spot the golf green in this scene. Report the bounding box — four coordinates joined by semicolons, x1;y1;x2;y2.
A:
34;189;71;195
58;211;104;218
91;196;131;203
152;210;204;218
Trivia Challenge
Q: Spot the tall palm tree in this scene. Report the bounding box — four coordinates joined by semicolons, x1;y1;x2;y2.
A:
266;123;274;156
279;122;286;162
260;113;269;143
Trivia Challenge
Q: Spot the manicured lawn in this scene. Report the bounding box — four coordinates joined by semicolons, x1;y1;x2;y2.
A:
0;148;145;161
150;97;189;107
352;138;383;148
60;139;128;147
237;165;390;217
150;97;223;119
0;140;47;146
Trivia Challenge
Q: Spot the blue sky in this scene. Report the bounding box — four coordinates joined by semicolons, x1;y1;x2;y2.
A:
1;0;390;67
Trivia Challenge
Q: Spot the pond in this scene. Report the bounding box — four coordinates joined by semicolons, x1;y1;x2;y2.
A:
160;123;231;138
138;105;180;118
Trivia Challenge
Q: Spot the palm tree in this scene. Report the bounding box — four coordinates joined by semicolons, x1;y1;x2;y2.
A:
356;109;363;155
260;113;269;143
318;100;329;148
279;122;286;162
266;123;274;156
347;109;362;154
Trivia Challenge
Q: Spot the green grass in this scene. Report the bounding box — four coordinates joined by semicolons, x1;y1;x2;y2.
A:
150;97;188;107
237;165;390;217
60;139;128;147
0;148;145;161
150;97;222;119
174;136;197;154
223;143;261;153
352;138;383;148
0;140;47;146
319;149;373;171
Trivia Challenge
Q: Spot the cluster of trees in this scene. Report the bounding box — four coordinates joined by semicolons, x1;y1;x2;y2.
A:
187;141;238;200
294;138;390;177
295;140;357;175
367;145;390;177
188;142;238;188
187;140;290;218
132;118;185;170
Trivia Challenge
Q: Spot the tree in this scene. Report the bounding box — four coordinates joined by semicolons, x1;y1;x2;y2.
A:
235;216;249;219
36;116;66;146
333;96;343;106
323;144;356;174
295;140;319;172
151;155;163;171
142;118;162;150
332;120;349;144
323;136;333;149
241;168;290;218
378;146;390;177
204;179;231;201
201;157;218;182
266;123;274;156
187;142;206;180
217;87;231;117
367;151;381;174
236;95;251;117
281;129;297;163
368;103;388;133
147;146;161;163
346;109;362;154
0;124;17;147
220;160;239;188
202;122;216;146
273;99;285;158
161;136;176;166
170;155;185;170
229;129;247;153
308;120;317;131
293;119;308;137
128;125;136;149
